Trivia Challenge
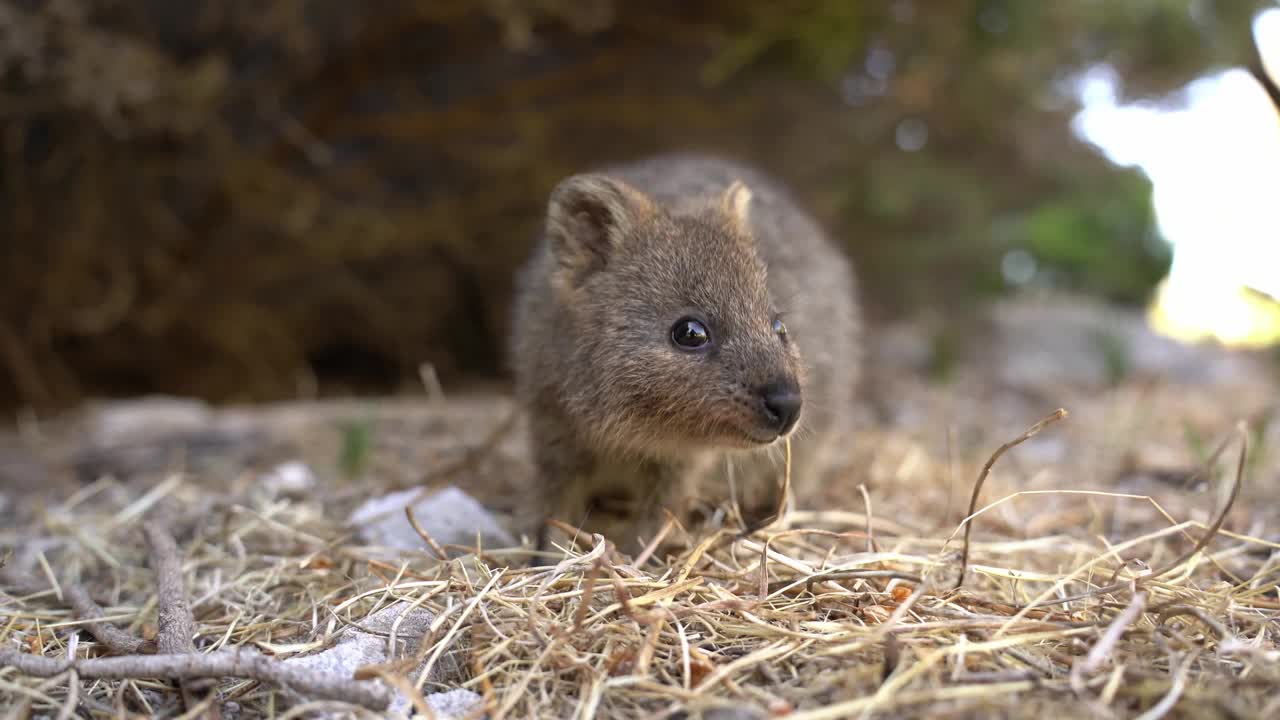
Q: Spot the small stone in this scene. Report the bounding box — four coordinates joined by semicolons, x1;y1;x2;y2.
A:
284;602;439;677
72;396;270;482
83;396;214;446
282;601;467;716
349;485;515;554
426;688;485;719
260;461;316;497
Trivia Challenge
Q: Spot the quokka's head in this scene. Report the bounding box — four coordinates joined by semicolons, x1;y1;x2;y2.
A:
543;171;806;457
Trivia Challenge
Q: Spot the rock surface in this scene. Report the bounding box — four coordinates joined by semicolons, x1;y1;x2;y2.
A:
282;601;477;717
349;485;516;554
986;294;1271;391
71;396;271;482
425;688;486;719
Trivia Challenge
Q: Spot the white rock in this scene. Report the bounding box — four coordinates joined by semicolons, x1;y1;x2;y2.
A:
282;601;472;717
425;688;485;719
83;396;214;446
260;461;316;497
283;602;435;679
349;485;515;554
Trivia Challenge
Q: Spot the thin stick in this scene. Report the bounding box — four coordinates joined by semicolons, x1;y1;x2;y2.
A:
1155;604;1229;641
52;635;82;720
63;583;154;655
758;540;769;600
953;409;1069;591
632;512;677;567
1073;591;1148;683
779;437;792;521
1014;421;1249;614
0;648;391;710
857;484;877;554
142;519;218;719
1142;422;1248;582
141;524;197;657
403;406;520;491
3;578;154;655
804;570;924;594
405;505;450;561
1135;651;1198;720
569;558;604;634
359;667;433;719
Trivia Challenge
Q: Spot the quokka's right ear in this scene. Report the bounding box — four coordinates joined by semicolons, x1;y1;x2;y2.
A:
546;174;654;290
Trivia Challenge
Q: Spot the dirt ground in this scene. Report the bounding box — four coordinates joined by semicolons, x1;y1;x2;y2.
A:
1;300;1278;718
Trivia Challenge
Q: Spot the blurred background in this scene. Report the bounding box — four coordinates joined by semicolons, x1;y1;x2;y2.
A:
1;0;1278;415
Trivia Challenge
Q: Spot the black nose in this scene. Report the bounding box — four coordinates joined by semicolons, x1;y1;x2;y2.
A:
759;382;802;435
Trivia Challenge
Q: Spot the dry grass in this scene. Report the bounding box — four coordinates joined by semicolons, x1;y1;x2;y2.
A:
1;379;1279;718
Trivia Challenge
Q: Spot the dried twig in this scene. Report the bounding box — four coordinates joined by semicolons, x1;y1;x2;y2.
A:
632;511;677;567
1136;650;1199;720
405;505;450;561
1014;421;1250;614
1155;604;1230;641
953;409;1069;590
0;649;392;710
63;582;153;654
1071;591;1148;689
1142;422;1248;582
403;406;521;492
857;483;877;554
569;557;605;634
2;578;154;655
141;523;197;657
142;518;216;717
804;569;923;594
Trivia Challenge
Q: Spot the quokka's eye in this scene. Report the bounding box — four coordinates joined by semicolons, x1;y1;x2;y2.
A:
671;317;711;350
772;317;788;340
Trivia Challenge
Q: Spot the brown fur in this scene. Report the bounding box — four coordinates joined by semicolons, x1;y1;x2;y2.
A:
511;154;861;554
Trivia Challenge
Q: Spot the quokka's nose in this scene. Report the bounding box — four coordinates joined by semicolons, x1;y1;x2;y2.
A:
758;381;802;435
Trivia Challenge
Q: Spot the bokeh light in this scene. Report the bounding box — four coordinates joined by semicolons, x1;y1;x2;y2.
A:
1073;8;1280;348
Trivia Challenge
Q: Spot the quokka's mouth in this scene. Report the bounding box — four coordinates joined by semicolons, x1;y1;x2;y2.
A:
684;411;793;449
735;426;787;447
745;414;803;446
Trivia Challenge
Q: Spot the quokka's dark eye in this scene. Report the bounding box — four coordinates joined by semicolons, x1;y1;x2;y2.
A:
772;317;788;340
671;317;711;350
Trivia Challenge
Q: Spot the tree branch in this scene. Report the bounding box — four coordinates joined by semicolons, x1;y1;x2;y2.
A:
0;648;392;711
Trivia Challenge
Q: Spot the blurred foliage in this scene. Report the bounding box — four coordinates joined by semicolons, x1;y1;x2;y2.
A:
1021;169;1170;305
339;419;373;479
0;0;1271;411
1091;328;1136;386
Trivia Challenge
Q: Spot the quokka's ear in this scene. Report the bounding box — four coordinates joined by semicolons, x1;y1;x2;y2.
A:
720;180;753;232
546;173;654;289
